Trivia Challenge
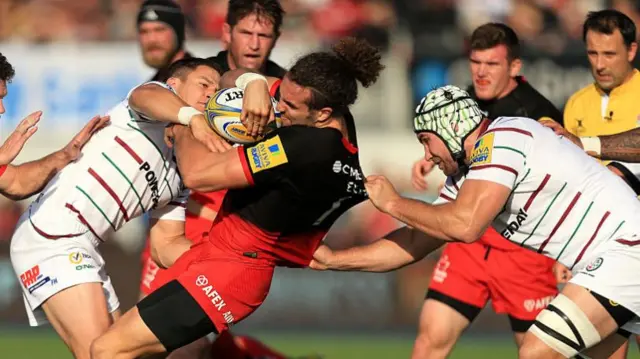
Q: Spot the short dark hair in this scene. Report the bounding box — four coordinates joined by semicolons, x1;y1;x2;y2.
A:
226;0;285;35
0;53;16;83
287;37;384;114
469;23;520;61
164;58;224;81
583;9;637;47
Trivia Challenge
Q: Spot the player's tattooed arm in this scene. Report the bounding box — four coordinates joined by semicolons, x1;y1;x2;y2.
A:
0;115;108;200
599;128;640;162
310;226;444;272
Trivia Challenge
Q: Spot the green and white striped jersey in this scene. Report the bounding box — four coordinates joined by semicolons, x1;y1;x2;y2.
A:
435;116;640;269
28;82;188;244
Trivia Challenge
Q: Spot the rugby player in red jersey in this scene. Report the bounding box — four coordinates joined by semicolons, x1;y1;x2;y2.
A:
90;37;382;358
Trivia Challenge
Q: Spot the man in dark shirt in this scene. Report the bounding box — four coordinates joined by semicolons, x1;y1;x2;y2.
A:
207;0;287;80
408;23;567;359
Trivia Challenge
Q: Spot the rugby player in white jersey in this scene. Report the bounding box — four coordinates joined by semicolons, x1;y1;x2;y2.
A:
9;57;227;359
311;85;640;358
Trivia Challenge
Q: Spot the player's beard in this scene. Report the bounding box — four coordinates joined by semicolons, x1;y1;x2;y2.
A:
143;46;177;70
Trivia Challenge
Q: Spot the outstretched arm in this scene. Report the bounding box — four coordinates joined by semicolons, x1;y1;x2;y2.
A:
0;115;109;200
543;121;640;162
365;176;510;244
310;226;444;272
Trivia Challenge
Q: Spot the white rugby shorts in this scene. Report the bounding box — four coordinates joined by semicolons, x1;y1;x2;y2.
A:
10;209;119;326
570;235;640;334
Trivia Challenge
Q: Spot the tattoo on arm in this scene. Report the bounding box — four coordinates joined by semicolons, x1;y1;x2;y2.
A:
600;128;640;162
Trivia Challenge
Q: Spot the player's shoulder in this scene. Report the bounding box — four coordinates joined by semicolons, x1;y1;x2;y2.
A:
271;126;346;161
486;117;538;141
276;125;343;143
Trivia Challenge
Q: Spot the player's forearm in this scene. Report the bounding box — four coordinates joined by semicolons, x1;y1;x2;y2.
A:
0;150;71;200
173;126;242;192
325;227;444;272
128;84;195;125
385;197;479;243
597;128;640;162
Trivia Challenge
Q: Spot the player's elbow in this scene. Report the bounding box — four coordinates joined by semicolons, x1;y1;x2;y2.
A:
451;222;481;244
181;171;214;193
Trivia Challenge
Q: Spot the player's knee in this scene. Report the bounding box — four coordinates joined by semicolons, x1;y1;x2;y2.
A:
414;324;456;354
517;337;557;359
90;335;121;359
524;294;601;358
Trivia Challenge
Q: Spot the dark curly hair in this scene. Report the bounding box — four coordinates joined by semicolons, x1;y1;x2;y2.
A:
287;37;384;115
0;53;15;83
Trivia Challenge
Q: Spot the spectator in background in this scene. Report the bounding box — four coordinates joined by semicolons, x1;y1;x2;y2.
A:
564;10;640;357
409;23;566;359
137;0;193;82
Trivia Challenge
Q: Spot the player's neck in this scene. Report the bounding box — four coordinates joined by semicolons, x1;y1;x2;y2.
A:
320;115;349;140
170;49;187;64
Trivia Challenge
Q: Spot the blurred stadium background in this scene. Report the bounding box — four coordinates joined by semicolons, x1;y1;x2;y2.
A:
1;0;640;358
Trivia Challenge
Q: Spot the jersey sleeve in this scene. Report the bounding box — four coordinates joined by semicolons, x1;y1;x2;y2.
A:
149;188;189;221
126;82;176;121
466;125;531;190
236;127;337;186
432;177;460;205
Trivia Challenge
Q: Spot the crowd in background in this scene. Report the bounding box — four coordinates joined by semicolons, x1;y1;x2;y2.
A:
0;0;639;56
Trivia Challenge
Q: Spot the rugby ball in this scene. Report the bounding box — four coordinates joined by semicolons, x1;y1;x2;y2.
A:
205;87;281;145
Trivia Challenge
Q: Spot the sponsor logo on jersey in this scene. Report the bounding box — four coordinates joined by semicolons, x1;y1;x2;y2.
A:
195;274;235;325
586;257;603;272
501;208;528;239
523;295;554;312
247;135;289;173
470;132;494;165
68;251;96;271
19;265;57;294
140;162;160;209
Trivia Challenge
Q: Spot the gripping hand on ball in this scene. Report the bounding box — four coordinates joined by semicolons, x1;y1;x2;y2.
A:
365;175;401;214
190;115;232;153
242;80;274;138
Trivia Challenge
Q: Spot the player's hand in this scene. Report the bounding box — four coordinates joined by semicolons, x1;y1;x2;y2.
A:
190;114;232;153
242;80;274;138
541;121;583;149
309;244;334;271
365;175;401;214
0;111;42;165
552;262;572;284
61;115;111;161
411;157;435;191
164;124;175;148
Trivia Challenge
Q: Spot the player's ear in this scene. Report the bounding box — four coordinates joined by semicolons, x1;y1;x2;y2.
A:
509;58;522;78
166;76;182;90
222;23;232;47
314;107;333;124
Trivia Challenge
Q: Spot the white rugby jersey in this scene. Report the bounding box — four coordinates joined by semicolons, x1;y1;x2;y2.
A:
28;82;187;245
434;116;640;269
